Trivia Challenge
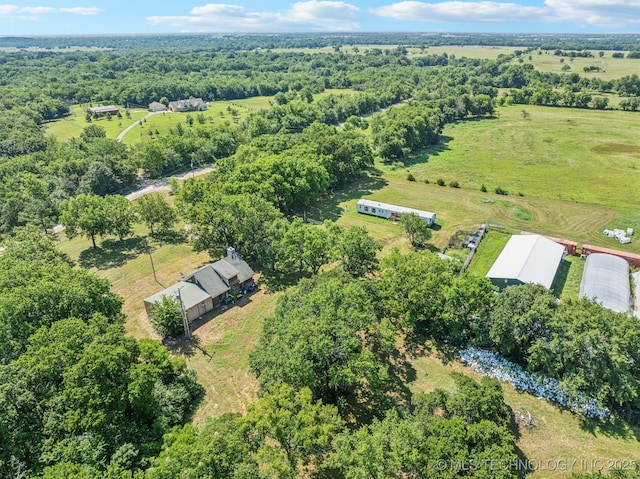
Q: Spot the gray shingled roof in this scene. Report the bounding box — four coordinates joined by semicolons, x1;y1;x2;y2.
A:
222;256;254;284
144;281;210;310
181;264;230;298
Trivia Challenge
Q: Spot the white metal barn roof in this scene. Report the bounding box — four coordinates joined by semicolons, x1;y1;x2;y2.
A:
356;199;436;222
486;234;565;289
579;253;630;314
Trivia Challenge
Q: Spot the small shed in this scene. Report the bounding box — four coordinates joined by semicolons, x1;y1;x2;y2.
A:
579;253;631;314
486;234;565;289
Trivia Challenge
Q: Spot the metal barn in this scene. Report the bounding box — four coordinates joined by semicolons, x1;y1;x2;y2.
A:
579;253;631;314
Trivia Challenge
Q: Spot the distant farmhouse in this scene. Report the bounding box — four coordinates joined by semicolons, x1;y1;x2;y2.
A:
168;98;207;113
144;248;255;323
87;105;119;116
148;101;167;112
356;199;436;226
486;234;564;289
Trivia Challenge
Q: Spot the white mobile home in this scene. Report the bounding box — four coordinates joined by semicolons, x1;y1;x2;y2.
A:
356;199;436;226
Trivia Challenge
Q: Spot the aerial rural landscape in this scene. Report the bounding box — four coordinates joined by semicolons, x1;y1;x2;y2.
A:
1;2;640;478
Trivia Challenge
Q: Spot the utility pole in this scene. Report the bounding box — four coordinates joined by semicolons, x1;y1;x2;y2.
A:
146;240;163;288
176;286;191;339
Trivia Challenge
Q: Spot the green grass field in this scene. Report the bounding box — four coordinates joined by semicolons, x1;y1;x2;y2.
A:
321;105;640;256
269;44;518;60
44;104;148;142
519;50;640;80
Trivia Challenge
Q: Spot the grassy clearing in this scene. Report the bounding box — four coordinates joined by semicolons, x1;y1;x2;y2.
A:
45;89;356;145
520;50;640;80
423;45;518;59
268;45;518;60
408;351;640;479
45;104;147;142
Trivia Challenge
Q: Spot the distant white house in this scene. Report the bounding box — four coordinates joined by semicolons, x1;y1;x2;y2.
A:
168;98;207;112
356;199;436;226
486;234;564;289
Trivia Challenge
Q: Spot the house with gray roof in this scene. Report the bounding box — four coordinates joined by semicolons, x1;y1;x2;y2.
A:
168;98;207;112
144;248;255;324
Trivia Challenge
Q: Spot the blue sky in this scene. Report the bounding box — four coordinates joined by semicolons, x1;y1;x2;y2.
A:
2;1;640;35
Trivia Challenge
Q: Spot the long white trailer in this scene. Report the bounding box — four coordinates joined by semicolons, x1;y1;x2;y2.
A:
356;199;436;226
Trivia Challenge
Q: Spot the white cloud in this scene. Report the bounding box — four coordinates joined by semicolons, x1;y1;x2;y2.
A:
58;7;102;15
148;1;360;32
0;5;19;15
372;0;640;26
372;1;549;23
17;6;54;14
0;4;102;19
545;0;640;26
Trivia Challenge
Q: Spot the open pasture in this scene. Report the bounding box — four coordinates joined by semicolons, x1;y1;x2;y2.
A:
269;44;518;60
521;50;640;80
328;105;640;254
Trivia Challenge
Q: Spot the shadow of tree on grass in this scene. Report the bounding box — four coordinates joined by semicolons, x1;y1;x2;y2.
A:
78;235;148;270
302;170;389;223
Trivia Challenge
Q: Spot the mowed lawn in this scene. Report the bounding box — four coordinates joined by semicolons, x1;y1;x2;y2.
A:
45;104;148;142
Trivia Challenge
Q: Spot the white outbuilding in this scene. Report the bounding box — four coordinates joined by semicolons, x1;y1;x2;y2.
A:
356;199;436;226
579;253;631;315
486;234;565;289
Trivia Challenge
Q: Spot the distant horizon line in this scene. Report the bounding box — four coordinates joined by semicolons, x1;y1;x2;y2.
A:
3;31;640;38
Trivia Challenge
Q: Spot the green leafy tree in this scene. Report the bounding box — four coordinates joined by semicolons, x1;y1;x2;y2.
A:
149;295;184;338
80;124;107;142
78;162;120;196
60;194;110;248
242;384;344;478
333;225;381;277
399;213;432;248
135;193;177;236
277;218;331;274
487;283;557;363
250;271;388;412
105;195;136;241
178;183;283;263
329;374;517;479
